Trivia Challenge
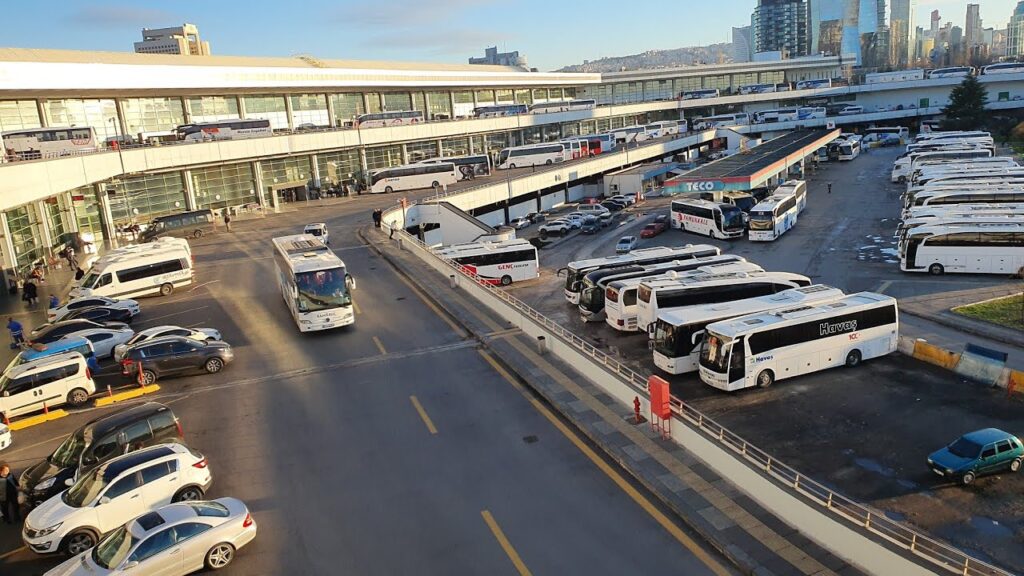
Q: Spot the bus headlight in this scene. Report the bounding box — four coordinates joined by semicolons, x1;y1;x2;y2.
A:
300;320;312;325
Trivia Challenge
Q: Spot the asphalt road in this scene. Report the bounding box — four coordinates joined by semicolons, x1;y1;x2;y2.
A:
507;145;1024;573
0;191;731;575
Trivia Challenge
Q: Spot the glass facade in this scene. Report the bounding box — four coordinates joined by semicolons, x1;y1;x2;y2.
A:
42;99;119;143
382;92;412;112
0;100;42;132
475;90;495;105
316;150;361;184
412;92;426;112
532;88;548;102
364;93;382;114
514;89;533;105
260;156;312;202
193;163;258;211
43;197;70;247
425;92;451;120
365;144;402;171
440;137;469;156
290;94;329;127
406;140;439;162
107;172;187;227
70;185;105;244
187;96;240;123
242;95;288;129
121;97;186;137
496;89;514;103
330;93;365;126
5;204;44;273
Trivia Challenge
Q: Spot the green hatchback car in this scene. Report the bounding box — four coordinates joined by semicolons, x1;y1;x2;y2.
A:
927;428;1024;485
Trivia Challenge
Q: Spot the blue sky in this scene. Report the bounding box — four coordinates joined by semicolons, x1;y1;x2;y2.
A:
1;0;1018;71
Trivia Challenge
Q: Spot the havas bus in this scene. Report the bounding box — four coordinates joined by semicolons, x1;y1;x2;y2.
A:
578;255;744;322
652;285;845;375
560;245;720;304
899;222;1024;275
698;292;897;391
604;262;764;333
272;235;356;332
634;270;812;334
527;99;597;114
176;119;272;142
434;239;538;285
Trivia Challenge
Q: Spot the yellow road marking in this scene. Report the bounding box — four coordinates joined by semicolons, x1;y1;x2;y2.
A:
353;300;362;315
372;336;387;355
8;409;68;431
0;545;26;560
477;350;732;576
481;510;532;576
409;395;438;435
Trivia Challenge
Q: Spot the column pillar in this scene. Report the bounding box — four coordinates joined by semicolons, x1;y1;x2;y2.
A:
358;148;369;187
325;94;337;128
284;96;295;131
400;144;409;165
95;184;118;250
113;99;130;142
181;96;192;124
362;93;373;114
449;92;457;120
35;202;53;253
253;162;274;212
36;100;48;127
238;96;247;119
311;154;322;188
0;211;18;275
182;170;198;210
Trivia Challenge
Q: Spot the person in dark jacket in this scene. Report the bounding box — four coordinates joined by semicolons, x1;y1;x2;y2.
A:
0;463;19;523
22;279;37;308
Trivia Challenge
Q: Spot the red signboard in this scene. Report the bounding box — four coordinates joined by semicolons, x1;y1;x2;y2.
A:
648;375;671;420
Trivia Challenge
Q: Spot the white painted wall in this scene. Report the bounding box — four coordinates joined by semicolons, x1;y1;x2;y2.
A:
508;199;537;221
541;190;566;210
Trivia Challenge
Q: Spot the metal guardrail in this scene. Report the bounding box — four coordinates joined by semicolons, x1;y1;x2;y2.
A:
384;219;1012;576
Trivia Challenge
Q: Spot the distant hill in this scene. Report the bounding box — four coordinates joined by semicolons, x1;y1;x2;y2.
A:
557;43;734;73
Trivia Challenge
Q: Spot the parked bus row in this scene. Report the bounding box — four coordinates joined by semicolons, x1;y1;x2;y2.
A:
668;180;807;242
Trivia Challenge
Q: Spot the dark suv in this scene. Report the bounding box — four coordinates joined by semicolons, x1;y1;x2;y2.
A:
121;335;233;384
18;402;183;509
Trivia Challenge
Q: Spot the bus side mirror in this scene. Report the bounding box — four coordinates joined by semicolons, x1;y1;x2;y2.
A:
346;275;356;291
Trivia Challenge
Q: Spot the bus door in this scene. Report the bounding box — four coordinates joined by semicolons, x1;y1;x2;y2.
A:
729;336;746;384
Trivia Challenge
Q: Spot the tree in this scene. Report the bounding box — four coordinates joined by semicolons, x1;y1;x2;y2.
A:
941;76;989;131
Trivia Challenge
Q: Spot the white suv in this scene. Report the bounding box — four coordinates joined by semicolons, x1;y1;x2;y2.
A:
23;443;213;556
0;352;95;421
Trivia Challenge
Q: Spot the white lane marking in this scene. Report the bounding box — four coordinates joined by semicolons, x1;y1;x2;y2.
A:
135;306;210;325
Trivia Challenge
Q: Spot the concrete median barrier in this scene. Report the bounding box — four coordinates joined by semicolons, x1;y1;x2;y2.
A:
911;339;961;370
94;384;161;407
8;409;68;431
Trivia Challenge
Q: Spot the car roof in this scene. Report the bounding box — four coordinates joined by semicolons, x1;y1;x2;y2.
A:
133;335;190;348
97;444;182;482
963;428;1016;444
304;223;326;228
127;499;235;539
79;402;172;441
8;351;85;375
138;325;190;337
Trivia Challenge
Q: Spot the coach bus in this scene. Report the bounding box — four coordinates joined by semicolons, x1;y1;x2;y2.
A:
176;119;273;142
694;113;750;129
496;143;566;169
837;137;862;161
891;148;993;183
698;292;898;391
355;110;424;128
652;285;845;375
272;234;356;332
738;83;777;95
434;239;539;286
560;244;720;304
863;126;909;144
1;127;98;160
528;99;597;114
899;222;1024;275
681;89;720;100
369;162;459;193
417;154;491;179
474;104;529;118
564;133;617;155
748;192;800;242
795;79;833;90
670;199;746;239
928;67;975;79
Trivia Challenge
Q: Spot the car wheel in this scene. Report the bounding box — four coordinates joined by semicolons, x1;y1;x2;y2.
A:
756;370;774;388
898;176;907;184
961;471;976;485
62;530;97;555
173;486;205;502
205;357;224;374
141;370;157;385
205;543;236;570
845;350;862;367
928;263;944;275
500;275;512;286
160;283;174;296
385;186;394;194
193;229;204;239
1011;458;1022;472
66;387;89;406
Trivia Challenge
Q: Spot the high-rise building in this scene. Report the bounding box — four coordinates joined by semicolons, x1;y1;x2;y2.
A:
753;0;809;57
930;10;941;37
133;23;211;56
889;0;915;68
1009;2;1024;57
732;26;754;62
992;28;1008;57
468;47;528;69
807;0;891;67
965;4;982;49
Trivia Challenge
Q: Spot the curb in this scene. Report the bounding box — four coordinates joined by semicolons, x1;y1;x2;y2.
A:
94;384;161;407
8;409;68;431
901;306;1024;349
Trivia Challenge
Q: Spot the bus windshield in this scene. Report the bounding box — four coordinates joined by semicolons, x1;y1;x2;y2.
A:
498;150;511;165
295;268;351;312
721;205;746;231
653;322;679;357
579;286;604;312
699;333;731;372
732;196;756;212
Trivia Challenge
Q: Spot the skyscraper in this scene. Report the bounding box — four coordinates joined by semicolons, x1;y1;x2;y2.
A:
889;0;915;68
732;26;754;62
753;0;809;57
965;4;982;49
930;10;941;37
1009;1;1024;57
807;0;891;67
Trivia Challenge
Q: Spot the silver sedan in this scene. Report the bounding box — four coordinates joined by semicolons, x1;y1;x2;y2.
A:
58;326;135;359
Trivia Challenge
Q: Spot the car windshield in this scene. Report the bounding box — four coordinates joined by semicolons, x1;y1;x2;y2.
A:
948;437;983;458
92;525;136;569
306;228;323;236
50;429;88;468
80;271;101;289
63;467;107;508
295;268;351;312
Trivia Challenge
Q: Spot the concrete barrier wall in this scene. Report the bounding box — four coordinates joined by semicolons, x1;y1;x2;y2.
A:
912;340;962;370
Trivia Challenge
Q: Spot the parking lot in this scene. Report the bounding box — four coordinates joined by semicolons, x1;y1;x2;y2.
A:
506;145;1024;572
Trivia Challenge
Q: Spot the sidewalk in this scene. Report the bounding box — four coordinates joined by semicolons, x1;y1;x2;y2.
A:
0;262;81;368
364;228;869;576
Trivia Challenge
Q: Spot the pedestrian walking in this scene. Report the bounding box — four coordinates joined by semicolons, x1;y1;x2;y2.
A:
22;279;37;308
0;463;20;524
49;294;59;309
389;224;396;239
6;317;23;350
65;245;77;269
372;209;382;228
827;182;832;194
74;267;85;282
223;211;232;232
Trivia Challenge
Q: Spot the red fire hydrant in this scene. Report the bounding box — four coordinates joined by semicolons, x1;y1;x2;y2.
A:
633;396;642;424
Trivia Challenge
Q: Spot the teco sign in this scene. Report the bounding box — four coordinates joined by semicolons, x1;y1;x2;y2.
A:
679;180;724;192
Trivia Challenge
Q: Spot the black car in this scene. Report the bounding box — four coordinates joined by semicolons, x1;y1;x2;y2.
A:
525;212;546;224
63;306;134;324
17;402;183;509
29;319;127;344
122;335;234;384
601;201;625;212
581;222;600;234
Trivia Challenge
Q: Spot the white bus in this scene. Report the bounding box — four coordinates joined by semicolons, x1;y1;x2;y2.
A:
71;243;193;299
1;127;98;160
578;255;745;322
272;235;355;332
865;69;925;83
681;89;720;100
738;83;777;95
908;157;1014;183
863;126;909;144
529;99;597;114
748;191;800;242
900;222;1024;275
369;162;458;193
837;137;862;161
928;67;975;79
564;133;617;155
645;121;680;138
903;203;1024;222
774;180;807;213
634;270;812;334
496;143;566;169
891;149;993;183
913;130;990;143
474;104;529;118
698;292;898;391
670;199;746;239
837;105;864;115
652;285;845;375
897;213;1024;249
355;110;424;128
434;239;539;286
607;125;653;144
904;189;1024;213
982;62;1024;75
417;154;491;179
561;244;721;304
604;262;765;332
755;108;801;123
175;119;272;142
798;106;827;120
694;113;750;129
912;165;1024;187
795;79;833;90
905;138;994;154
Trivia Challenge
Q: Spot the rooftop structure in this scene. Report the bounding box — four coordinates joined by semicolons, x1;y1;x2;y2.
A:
134;23;211;56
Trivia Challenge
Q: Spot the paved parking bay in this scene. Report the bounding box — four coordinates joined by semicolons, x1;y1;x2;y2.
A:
0;192;731;575
507;145;1024;573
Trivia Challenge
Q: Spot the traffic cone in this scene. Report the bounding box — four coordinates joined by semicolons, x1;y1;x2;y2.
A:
137;362;145;387
43;401;48;415
107;384;113;397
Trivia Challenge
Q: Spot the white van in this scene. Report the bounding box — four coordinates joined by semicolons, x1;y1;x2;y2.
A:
71;244;193;299
576;203;611;216
0;352;95;420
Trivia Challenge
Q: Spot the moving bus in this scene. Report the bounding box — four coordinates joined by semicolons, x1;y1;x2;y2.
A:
605;262;764;332
891;148;993;183
496;143;566;169
560;244;721;304
175;119;272;142
645;121;680;138
681;89;720;100
670;199;746;239
899;222;1024;275
863;126;910;144
795;79;833;90
474;104;529;118
635;270;812;334
698;292;897;391
837;137;862;161
738;83;777;95
982;62;1024;75
528;99;597;114
417;154;491;179
355;110;424;128
798;107;827;120
434;239;539;286
755;108;800;123
748;191;800;242
1;127;97;160
694;113;750;129
928;67;975;79
369;162;458;193
652;285;845;375
578;255;745;322
272;235;355;332
564;133;616;155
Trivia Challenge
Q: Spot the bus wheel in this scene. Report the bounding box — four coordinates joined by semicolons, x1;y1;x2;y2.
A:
193;229;204;239
431;181;439;188
545;159;553;165
509;164;517;169
500;275;512;286
928;263;944;275
385;186;394;194
160;283;174;296
845;350;862;367
756;370;774;388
